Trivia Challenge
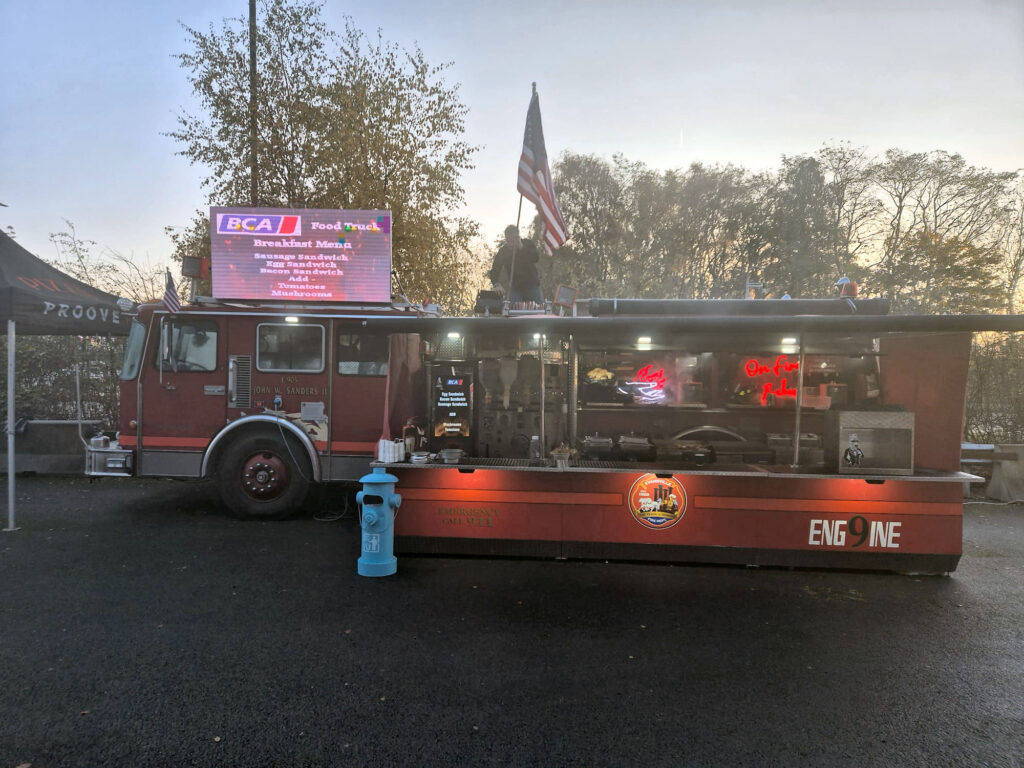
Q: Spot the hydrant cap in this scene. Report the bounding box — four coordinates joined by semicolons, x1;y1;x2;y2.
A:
359;466;400;485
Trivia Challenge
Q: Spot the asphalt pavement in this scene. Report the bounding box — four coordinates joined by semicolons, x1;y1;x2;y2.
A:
1;475;1022;768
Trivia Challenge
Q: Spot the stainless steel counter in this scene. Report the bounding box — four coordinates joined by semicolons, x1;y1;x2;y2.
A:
374;458;981;483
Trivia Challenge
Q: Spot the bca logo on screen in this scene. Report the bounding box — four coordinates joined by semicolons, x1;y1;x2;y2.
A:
216;214;302;236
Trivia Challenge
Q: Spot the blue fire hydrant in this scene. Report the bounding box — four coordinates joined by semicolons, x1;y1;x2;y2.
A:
356;467;401;577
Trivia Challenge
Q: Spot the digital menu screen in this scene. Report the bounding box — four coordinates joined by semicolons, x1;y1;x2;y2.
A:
210;207;392;302
432;371;473;439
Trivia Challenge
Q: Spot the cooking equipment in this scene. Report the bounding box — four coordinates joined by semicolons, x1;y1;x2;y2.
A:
510;433;531;458
654;438;716;466
617;433;655;459
671;426;772;464
767;432;824;465
473;289;504;315
479;358;500;406
580;434;615;459
439;448;464;465
499;357;518;409
766;432;821;448
517;354;540;407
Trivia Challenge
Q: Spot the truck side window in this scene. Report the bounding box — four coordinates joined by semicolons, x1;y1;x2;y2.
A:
154;318;218;373
121;320;146;380
337;333;389;376
256;323;325;373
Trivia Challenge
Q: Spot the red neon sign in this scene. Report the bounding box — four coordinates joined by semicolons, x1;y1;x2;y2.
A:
744;355;799;405
745;355;799;378
633;365;666;390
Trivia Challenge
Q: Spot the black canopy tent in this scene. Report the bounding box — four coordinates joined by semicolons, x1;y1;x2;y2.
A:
0;230;130;335
0;231;132;530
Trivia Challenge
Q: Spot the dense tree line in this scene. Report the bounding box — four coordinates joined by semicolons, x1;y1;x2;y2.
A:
540;146;1023;312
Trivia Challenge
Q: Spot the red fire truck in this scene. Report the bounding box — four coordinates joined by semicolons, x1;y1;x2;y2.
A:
88;295;1024;573
86;298;428;518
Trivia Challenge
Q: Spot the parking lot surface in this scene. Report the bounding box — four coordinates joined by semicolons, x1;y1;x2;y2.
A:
1;476;1022;767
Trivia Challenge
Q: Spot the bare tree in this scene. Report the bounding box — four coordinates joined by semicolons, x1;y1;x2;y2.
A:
996;179;1024;313
817;143;883;272
49;221;164;303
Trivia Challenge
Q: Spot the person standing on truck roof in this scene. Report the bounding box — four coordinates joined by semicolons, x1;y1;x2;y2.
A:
490;225;543;304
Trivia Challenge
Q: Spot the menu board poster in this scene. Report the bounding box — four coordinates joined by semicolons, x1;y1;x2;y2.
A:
209;207;392;302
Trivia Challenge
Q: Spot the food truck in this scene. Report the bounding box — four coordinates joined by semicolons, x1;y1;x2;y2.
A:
364;299;1024;574
87;294;1024;574
85;207;1024;573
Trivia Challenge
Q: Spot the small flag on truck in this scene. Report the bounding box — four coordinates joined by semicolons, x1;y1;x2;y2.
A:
163;270;181;313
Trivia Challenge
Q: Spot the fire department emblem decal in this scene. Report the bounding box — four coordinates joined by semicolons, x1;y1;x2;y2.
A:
628;474;687;530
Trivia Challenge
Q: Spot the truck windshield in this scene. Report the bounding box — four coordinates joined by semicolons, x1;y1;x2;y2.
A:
120;320;146;380
156;318;218;372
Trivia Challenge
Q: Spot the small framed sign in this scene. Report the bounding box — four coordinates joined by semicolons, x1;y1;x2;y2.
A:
553;284;578;309
182;256;211;279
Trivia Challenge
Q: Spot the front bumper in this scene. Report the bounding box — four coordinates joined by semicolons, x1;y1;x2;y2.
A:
85;443;134;477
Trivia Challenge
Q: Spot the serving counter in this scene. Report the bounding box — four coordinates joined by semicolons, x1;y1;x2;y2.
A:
386;461;971;573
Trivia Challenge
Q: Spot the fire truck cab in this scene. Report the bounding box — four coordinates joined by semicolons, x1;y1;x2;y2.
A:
87;299;424;518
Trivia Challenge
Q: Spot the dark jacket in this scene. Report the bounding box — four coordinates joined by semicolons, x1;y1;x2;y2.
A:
489;240;540;293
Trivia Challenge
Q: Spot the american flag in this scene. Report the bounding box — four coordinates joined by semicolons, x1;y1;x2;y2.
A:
517;89;567;256
162;269;181;313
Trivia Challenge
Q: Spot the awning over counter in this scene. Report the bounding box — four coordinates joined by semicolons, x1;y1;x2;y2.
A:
337;311;1024;339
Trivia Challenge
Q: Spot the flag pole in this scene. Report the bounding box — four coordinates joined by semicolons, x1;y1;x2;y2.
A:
507;83;535;307
5;319;18;531
506;195;524;309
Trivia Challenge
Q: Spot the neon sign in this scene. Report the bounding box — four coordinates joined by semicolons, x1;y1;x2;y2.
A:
633;365;666;390
745;356;799;378
622;364;668;404
745;355;799;406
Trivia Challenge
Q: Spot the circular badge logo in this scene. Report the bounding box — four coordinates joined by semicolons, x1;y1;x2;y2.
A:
628;474;687;530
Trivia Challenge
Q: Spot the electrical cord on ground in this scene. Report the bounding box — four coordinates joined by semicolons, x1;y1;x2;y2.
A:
965;499;1024;505
268;415;404;525
275;415;314;484
313;494;353;522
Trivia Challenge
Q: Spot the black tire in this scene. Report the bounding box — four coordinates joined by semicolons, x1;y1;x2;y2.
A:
217;433;311;519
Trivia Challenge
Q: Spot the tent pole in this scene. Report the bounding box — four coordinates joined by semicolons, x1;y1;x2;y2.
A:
5;319;16;531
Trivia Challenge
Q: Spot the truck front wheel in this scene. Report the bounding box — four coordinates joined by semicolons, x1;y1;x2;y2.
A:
217;434;311;519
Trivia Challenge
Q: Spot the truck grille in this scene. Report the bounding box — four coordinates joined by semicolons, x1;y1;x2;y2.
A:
229;355;252;408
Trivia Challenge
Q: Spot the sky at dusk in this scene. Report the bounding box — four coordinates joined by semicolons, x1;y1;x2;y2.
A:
2;0;1023;272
